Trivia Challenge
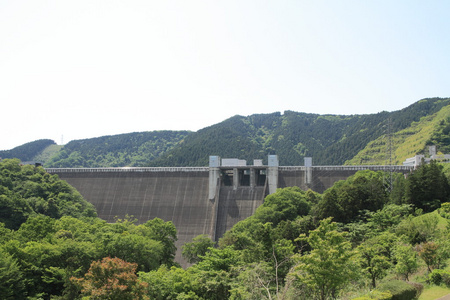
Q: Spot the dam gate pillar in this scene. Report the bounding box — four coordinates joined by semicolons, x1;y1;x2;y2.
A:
209;156;221;200
267;155;279;194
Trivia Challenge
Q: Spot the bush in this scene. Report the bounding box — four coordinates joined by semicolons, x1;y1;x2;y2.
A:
439;202;450;219
377;280;419;300
353;290;393;300
407;282;423;299
429;269;450;286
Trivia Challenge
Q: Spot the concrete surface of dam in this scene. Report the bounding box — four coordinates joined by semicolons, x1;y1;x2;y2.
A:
46;156;412;265
46;167;215;264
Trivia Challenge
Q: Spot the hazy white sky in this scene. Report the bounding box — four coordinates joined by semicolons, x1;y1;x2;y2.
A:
1;0;449;150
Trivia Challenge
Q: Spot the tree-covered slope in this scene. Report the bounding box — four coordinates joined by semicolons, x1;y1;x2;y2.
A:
45;131;190;167
0;158;97;229
0;139;56;162
347;103;450;165
148;97;450;166
3;97;449;167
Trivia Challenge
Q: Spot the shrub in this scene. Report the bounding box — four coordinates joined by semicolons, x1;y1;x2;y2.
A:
352;290;393;300
439;202;450;219
377;280;418;300
408;282;423;299
429;269;450;286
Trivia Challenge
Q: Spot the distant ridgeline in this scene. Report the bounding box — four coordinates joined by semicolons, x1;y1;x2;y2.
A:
2;97;450;167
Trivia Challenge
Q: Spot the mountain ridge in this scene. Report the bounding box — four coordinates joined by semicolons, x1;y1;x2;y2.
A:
2;97;449;167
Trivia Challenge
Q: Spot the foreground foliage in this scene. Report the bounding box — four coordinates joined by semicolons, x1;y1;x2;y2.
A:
0;158;96;229
0;159;449;299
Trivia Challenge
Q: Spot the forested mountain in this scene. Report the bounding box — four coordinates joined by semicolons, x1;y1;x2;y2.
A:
3;97;450;167
45;131;190;167
347;104;450;165
148;97;450;166
0;139;56;162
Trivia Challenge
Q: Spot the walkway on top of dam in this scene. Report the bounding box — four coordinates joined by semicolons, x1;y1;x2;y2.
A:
46;165;413;172
46;167;210;173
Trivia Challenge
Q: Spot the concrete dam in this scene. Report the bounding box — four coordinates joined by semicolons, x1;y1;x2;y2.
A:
46;156;412;264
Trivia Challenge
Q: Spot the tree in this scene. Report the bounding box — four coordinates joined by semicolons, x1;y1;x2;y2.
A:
188;247;241;300
314;171;388;223
138;265;201;300
0;249;25;299
16;215;56;242
0;159;96;230
405;160;450;212
417;241;439;273
290;218;357;300
71;257;148;300
258;187;311;225
394;244;418;281
230;262;275;300
135;218;178;266
357;233;395;288
182;234;215;264
395;212;440;244
102;231;163;272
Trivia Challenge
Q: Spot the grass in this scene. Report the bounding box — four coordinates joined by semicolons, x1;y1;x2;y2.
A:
346;105;450;165
419;285;450;300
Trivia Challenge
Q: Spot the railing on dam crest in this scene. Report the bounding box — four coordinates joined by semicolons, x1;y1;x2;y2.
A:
46;167;209;173
279;165;413;172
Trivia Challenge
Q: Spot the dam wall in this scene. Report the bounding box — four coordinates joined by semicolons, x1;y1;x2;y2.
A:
47;163;413;265
215;186;266;240
278;165;412;193
47;167;213;264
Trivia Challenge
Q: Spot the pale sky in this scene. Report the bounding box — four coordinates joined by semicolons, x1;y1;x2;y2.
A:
1;1;449;150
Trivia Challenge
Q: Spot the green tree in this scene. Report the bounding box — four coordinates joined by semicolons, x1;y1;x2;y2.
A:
138;265;200;300
182;234;215;264
0;159;96;230
314;170;388;223
16;215;56;242
290;218;357;300
367;204;413;233
357;233;395;288
137;218;178;266
188;247;241;300
257;187;311;225
405;160;450;212
0;249;26;299
394;243;419;281
102;230;163;272
395;212;440;244
230;262;275;300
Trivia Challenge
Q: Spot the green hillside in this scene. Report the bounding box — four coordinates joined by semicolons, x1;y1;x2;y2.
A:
2;97;450;167
0;139;56;162
44;131;190;167
148;97;450;166
347;104;450;165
